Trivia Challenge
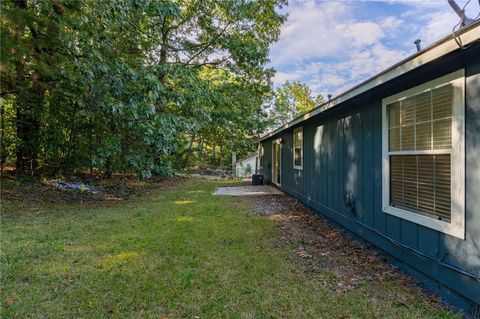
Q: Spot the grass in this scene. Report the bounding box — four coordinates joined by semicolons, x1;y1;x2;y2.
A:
0;178;459;318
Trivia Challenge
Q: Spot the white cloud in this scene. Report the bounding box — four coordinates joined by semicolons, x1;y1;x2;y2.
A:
272;70;304;84
380;0;444;8
380;16;404;30
269;0;479;98
417;10;459;45
400;0;479;45
299;43;408;97
269;1;357;65
338;22;385;47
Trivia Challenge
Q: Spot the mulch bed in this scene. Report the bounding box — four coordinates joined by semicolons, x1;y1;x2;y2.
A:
0;174;186;216
250;193;447;308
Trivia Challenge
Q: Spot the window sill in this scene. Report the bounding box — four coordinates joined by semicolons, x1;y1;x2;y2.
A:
293;166;303;170
383;205;464;239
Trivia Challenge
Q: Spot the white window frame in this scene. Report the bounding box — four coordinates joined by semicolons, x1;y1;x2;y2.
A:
381;69;465;239
293;127;303;170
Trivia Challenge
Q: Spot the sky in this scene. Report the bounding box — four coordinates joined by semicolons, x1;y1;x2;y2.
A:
269;0;480;98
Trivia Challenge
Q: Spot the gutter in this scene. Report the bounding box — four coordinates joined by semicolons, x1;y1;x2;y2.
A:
259;20;480;142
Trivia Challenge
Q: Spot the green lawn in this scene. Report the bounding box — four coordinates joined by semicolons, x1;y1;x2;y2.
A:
1;179;458;318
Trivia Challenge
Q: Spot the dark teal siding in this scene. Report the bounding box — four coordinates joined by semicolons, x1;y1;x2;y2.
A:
260;45;480;309
260;140;272;181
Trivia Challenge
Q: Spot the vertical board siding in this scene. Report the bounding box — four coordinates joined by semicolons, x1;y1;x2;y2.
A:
313;123;321;203
262;140;272;181
354;106;364;224
372;99;386;233
305;124;313;201
401;219;419;249
418;227;440;258
464;59;480;275
260;48;480;306
363;102;374;228
385;214;402;241
338;116;346;215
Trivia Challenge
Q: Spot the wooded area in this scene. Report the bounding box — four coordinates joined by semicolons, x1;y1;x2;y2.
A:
1;0;323;179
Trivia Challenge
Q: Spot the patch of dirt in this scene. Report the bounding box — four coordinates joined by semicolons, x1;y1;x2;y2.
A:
250;193;450;310
0;174;186;216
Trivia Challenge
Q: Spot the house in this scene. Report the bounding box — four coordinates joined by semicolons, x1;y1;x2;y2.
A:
235;155;257;178
258;22;480;311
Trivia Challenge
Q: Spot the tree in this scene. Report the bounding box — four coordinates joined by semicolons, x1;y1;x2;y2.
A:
269;81;324;127
245;163;252;175
173;67;271;172
0;0;286;178
315;94;326;106
1;0;79;174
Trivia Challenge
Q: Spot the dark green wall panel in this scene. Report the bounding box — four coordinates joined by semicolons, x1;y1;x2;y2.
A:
260;45;480;307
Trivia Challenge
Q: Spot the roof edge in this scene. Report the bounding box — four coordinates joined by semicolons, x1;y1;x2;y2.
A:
235;154;257;164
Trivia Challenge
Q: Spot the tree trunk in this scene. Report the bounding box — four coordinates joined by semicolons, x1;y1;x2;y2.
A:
104;157;112;179
199;139;205;175
188;135;194;152
212;143;216;170
13;0;44;176
158;17;169;84
219;143;224;171
15;97;39;174
0;99;5;173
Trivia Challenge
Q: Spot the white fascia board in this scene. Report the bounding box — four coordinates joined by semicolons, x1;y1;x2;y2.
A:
259;22;480;142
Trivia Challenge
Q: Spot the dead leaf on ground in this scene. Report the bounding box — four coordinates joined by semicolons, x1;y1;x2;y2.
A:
249;193;448;312
395;293;412;307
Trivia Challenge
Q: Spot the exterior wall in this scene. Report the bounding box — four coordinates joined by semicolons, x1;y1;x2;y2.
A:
260;45;480;308
235;156;257;177
260;140;272;181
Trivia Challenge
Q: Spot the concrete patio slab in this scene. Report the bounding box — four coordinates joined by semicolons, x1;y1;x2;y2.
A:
213;185;283;196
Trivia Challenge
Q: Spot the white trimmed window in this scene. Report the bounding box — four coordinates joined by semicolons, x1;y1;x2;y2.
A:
382;70;465;239
293;127;303;170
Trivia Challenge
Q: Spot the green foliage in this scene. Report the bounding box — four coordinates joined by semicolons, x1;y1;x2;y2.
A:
0;0;286;178
269;81;325;127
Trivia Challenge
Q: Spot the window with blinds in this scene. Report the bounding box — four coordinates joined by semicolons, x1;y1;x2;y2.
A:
382;70;465;239
386;84;453;222
293;127;303;169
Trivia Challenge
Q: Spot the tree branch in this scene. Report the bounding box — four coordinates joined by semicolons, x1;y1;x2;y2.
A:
184;21;232;66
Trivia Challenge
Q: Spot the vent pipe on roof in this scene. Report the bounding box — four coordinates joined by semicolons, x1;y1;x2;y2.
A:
327;94;332;101
414;39;422;52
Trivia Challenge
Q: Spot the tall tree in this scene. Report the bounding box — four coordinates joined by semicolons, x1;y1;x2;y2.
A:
1;0;286;178
1;0;77;174
269;81;324;127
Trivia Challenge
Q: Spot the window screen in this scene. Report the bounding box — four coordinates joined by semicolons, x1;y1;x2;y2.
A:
293;128;303;168
387;84;453;221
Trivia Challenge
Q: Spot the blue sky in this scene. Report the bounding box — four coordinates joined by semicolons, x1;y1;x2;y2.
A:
269;0;480;98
